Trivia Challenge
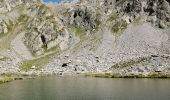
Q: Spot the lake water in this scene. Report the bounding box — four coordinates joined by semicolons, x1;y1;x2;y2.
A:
0;77;170;100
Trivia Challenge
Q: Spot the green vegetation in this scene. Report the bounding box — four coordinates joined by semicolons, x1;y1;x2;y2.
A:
111;20;128;34
0;22;13;38
75;27;85;36
95;11;101;29
0;55;7;61
108;13;119;21
0;6;26;50
84;72;170;78
84;73;143;78
0;73;25;84
72;26;86;50
0;24;14;50
20;42;62;71
46;15;54;20
133;17;141;25
45;46;60;53
72;26;86;43
148;72;170;78
96;12;101;17
84;73;118;78
17;14;29;23
19;55;51;71
95;19;101;31
112;57;151;68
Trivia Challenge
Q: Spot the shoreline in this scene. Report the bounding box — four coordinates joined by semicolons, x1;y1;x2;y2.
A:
1;72;170;84
0;73;35;84
83;72;170;78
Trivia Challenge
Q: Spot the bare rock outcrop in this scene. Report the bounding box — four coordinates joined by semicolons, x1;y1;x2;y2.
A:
114;0;170;28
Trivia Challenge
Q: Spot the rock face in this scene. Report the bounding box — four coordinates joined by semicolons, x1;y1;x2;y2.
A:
0;0;170;76
116;0;170;28
24;5;68;55
0;0;70;55
67;7;97;30
22;1;70;55
22;0;170;55
0;0;41;41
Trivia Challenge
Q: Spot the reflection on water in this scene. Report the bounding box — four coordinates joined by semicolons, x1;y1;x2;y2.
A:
0;77;170;100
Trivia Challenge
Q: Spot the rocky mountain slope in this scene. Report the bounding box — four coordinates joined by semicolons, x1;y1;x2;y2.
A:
0;0;170;77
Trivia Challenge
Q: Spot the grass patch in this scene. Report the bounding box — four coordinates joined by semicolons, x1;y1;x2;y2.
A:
148;72;170;78
75;27;85;38
112;57;151;68
84;73;122;78
0;0;4;2
44;46;60;53
0;55;7;61
0;22;13;38
0;24;14;50
84;73;113;78
96;11;101;17
95;19;101;31
17;14;29;23
108;13;119;21
71;26;86;50
133;17;141;25
83;72;170;78
95;11;101;30
19;55;51;71
111;20;128;34
0;73;25;84
0;18;25;50
70;25;86;43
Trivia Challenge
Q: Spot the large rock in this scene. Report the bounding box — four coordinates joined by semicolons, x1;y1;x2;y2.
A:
23;3;70;55
60;5;98;30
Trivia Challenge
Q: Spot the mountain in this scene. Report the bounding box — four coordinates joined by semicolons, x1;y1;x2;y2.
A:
0;0;170;77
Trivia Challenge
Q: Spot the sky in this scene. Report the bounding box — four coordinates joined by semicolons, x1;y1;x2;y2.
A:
43;0;63;2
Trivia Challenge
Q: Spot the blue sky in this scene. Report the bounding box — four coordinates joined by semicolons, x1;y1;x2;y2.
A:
43;0;63;2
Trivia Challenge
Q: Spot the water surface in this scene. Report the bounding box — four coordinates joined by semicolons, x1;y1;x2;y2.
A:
0;77;170;100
